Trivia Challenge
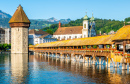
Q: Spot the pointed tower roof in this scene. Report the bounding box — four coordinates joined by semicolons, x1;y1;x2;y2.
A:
83;12;89;20
9;5;30;23
90;13;95;21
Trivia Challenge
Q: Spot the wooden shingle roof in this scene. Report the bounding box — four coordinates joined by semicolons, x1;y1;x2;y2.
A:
112;25;130;41
53;26;83;35
9;5;30;23
35;34;114;48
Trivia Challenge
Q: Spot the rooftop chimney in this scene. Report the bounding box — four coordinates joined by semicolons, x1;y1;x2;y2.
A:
59;21;61;28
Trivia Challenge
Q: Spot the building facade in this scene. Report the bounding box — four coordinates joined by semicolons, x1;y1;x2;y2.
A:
29;29;57;45
0;28;5;44
0;28;11;44
5;28;11;44
53;14;96;40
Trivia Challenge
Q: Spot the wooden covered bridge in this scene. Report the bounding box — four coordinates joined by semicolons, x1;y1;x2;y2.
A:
29;25;130;70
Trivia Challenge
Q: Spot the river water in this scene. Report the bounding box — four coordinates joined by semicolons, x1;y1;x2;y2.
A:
0;52;130;84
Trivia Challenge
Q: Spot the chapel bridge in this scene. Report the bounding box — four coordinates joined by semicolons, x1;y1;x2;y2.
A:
29;25;130;69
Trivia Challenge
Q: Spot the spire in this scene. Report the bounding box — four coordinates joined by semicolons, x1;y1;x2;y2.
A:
9;5;30;23
59;21;61;28
83;11;88;20
90;12;95;22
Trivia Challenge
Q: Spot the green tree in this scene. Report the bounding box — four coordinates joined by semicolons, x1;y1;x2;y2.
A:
2;44;9;51
46;29;53;35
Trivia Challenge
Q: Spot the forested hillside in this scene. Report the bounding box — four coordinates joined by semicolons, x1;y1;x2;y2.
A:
0;18;70;29
42;17;130;35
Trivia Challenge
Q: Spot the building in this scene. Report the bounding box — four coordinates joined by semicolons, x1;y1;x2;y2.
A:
29;29;57;45
5;28;11;44
9;5;30;54
53;13;96;40
0;28;11;44
0;28;5;44
108;30;116;35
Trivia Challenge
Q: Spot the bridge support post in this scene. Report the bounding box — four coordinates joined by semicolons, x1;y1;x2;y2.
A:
66;54;69;59
70;53;74;61
82;56;85;63
105;57;108;67
114;62;118;68
92;56;96;65
75;55;78;62
122;63;127;70
98;57;102;65
108;58;111;68
89;57;91;64
48;53;50;57
44;53;46;56
55;53;57;58
60;53;64;59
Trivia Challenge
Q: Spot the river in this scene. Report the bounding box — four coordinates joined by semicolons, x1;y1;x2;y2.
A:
0;52;130;84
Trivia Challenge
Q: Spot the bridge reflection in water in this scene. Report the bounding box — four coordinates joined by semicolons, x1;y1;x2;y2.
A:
31;53;130;84
4;53;129;83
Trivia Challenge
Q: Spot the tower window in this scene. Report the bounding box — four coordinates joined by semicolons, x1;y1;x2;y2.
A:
84;24;86;28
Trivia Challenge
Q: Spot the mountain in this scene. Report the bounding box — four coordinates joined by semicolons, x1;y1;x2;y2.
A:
0;10;11;18
47;17;58;22
32;17;71;24
59;18;71;24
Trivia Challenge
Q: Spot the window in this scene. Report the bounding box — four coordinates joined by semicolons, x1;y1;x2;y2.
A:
69;36;71;38
75;36;77;38
58;36;60;39
84;24;86;28
84;35;86;38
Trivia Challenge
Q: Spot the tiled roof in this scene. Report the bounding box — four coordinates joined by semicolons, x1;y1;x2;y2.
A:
53;26;83;35
34;34;114;47
112;25;130;41
39;34;49;38
9;5;30;23
29;29;48;35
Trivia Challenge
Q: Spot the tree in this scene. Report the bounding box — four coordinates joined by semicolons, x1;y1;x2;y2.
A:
46;29;53;35
2;44;9;51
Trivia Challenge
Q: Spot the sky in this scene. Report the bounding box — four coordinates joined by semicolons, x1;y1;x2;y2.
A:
0;0;130;20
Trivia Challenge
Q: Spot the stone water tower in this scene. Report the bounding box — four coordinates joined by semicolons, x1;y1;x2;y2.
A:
9;5;30;53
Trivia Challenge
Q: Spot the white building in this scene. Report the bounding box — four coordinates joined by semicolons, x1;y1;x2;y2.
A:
108;30;115;35
5;28;11;44
53;14;96;40
29;29;57;45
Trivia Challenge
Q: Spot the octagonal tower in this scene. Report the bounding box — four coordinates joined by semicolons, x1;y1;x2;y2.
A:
9;5;30;53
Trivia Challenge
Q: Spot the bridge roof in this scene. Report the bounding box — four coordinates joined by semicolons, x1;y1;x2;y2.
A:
112;25;130;41
34;34;114;47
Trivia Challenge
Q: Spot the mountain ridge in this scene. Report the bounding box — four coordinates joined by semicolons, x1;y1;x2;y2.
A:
0;10;12;18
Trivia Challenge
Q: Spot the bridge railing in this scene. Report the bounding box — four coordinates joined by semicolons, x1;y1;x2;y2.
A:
33;48;115;53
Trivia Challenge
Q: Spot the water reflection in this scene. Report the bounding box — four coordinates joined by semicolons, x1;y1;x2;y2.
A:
32;55;130;84
11;54;28;84
0;53;130;83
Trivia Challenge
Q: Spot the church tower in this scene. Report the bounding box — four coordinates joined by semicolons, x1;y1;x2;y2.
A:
9;5;30;54
82;13;89;38
90;13;96;37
